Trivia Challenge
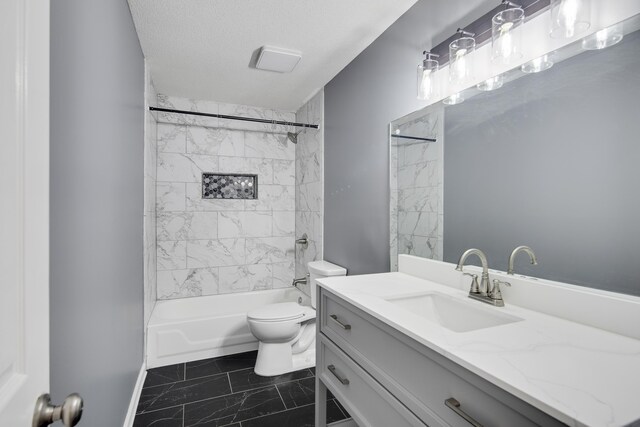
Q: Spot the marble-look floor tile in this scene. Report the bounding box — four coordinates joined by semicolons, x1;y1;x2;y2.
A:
185;351;258;380
133;405;183;427
183;386;285;427
136;373;231;414
144;363;185;388
240;400;346;427
228;367;313;393
276;377;315;409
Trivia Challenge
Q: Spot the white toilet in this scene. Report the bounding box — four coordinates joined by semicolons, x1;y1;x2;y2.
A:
247;260;347;376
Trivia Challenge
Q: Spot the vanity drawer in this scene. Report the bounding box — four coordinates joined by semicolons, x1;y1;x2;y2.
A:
318;335;431;427
319;288;564;427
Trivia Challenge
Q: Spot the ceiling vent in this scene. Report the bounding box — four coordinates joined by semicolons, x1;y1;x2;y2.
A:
255;46;302;73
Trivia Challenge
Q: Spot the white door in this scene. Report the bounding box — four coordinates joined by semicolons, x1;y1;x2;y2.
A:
0;0;51;425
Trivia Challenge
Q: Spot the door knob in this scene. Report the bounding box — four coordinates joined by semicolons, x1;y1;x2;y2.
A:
33;393;83;427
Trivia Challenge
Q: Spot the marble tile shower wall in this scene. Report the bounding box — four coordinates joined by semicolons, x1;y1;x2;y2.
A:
390;109;444;271
143;69;157;331
155;95;297;300
295;90;324;279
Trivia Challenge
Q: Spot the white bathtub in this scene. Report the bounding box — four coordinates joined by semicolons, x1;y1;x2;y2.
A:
147;288;308;368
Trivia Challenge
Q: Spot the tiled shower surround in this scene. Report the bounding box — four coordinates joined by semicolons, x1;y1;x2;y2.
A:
295;91;324;279
154;93;323;300
143;70;158;332
390;108;444;271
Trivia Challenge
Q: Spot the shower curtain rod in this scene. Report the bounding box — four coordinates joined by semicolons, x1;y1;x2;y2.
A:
149;107;320;130
391;134;436;142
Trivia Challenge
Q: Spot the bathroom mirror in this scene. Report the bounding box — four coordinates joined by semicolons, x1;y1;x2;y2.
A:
390;15;640;297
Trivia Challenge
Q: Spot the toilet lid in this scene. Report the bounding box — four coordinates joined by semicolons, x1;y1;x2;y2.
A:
247;302;305;322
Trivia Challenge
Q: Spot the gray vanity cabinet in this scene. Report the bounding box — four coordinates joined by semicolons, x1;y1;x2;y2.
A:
315;288;566;427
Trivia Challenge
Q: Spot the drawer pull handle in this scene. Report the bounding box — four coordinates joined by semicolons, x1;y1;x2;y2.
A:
445;398;483;427
329;314;351;330
327;365;350;385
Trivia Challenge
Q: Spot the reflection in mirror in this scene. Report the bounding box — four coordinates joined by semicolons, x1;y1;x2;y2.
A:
390;16;640;296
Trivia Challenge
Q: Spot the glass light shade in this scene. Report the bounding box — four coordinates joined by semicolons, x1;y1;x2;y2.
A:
417;58;439;100
492;7;525;65
443;92;464;105
521;55;554;73
449;36;475;86
550;0;591;39
582;23;624;50
477;75;504;91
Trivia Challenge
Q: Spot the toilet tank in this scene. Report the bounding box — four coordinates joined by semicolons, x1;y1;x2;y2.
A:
307;260;347;308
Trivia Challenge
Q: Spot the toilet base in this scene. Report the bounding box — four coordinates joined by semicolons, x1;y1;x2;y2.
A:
254;340;315;376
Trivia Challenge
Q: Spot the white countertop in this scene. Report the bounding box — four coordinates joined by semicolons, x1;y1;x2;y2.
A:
318;272;640;427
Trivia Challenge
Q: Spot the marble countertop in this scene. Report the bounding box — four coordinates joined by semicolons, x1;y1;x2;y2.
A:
317;272;640;427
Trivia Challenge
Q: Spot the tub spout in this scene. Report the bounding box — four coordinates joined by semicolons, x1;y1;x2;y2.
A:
292;277;307;288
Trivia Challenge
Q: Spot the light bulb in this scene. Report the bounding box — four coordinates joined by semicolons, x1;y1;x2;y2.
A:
550;0;591;39
417;55;439;100
492;7;524;65
559;0;579;37
449;35;475;86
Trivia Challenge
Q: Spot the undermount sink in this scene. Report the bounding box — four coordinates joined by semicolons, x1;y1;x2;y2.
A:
385;292;522;332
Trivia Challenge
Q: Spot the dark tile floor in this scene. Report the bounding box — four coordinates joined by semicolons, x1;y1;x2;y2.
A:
134;351;350;427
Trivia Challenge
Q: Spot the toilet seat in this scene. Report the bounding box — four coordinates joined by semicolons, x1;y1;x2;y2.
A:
247;302;307;322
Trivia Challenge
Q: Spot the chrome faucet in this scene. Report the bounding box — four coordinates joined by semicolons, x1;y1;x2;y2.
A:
507;246;538;275
455;248;510;307
455;248;491;295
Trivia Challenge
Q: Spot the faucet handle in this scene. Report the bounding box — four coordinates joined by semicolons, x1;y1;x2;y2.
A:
463;273;480;294
491;279;511;301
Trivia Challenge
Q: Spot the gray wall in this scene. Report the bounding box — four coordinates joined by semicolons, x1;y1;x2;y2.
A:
324;0;494;274
50;0;145;425
443;32;640;296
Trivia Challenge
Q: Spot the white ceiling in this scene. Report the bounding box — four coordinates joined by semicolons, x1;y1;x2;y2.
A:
128;0;419;111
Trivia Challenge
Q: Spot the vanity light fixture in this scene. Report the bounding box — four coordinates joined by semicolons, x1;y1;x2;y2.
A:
449;29;476;87
477;75;504;91
582;23;624;50
417;51;440;100
492;1;524;65
521;54;554;73
443;92;464;105
549;0;591;39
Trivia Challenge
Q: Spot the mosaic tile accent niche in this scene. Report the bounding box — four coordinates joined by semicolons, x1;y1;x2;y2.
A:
202;173;258;199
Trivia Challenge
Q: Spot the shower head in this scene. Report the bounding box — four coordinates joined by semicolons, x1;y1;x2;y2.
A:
287;132;299;144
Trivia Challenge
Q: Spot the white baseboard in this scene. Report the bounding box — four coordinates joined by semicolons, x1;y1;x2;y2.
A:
123;363;146;427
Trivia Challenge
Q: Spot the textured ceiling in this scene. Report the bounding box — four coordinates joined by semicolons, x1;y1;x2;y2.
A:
128;0;419;111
